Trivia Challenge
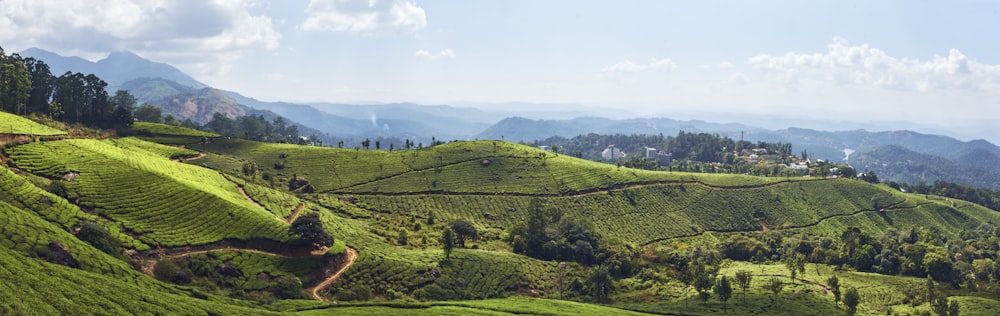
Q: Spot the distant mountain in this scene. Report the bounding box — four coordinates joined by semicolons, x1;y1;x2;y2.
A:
853;145;1000;191
19;48;206;88
474;116;762;142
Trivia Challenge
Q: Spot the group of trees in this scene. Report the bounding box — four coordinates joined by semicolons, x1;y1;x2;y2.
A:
505;199;604;264
894;180;1000;212
541;131;793;165
203;114;320;145
0;46;136;129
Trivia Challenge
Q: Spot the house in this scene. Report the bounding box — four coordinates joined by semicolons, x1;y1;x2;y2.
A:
643;147;658;159
601;145;625;160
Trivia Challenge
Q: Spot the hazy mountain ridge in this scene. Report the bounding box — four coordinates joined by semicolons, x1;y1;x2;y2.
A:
20;48;206;89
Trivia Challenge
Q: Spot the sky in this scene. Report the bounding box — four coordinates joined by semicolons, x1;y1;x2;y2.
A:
1;0;999;139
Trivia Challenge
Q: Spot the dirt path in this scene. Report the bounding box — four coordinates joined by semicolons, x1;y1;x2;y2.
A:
287;203;305;223
172;152;206;162
308;247;359;302
136;244;359;303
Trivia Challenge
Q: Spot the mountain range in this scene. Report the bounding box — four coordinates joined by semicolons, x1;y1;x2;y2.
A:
19;47;1000;191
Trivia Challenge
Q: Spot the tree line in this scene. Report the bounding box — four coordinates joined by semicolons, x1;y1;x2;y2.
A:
0;46;135;129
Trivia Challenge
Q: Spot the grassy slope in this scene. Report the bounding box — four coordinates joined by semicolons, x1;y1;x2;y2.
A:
7;138;289;247
131;121;220;138
4;135;999;314
0;111;67;136
195;139;806;194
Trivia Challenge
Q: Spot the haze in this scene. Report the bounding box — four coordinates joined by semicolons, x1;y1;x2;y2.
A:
1;0;998;141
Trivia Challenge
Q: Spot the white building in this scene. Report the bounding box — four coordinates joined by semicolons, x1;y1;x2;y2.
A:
601;145;624;160
644;147;657;159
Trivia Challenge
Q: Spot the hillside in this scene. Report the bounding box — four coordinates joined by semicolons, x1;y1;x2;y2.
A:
854;145;1000;191
2;121;1000;314
0;111;67;136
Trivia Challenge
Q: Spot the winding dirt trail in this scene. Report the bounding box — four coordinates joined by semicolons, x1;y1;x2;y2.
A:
307;247;358;302
136;245;358;303
287;203;305;223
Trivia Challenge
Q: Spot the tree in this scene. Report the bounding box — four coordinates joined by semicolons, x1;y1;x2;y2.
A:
450;219;477;248
441;227;455;259
77;221;123;259
828;275;841;306
289;213;333;249
587;265;613;303
133;104;162;123
843;287;860;315
693;264;714;304
765;277;784;301
715;275;733;310
785;252;806;282
734;270;752;305
109;90;136;128
949;299;960;316
932;295;949;316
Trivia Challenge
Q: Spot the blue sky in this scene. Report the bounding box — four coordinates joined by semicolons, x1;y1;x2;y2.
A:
2;0;999;137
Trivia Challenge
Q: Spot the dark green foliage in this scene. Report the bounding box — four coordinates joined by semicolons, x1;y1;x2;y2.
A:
949;299;960;316
271;275;305;299
734;270;752;305
46;180;68;198
587;265;612;303
765;277;784;301
289;213;333;249
843;287;860;315
860;170;880;184
441;227;455;259
932;295;949;316
693;264;714;304
827;275;841;306
450;219;477;248
134;104;162;123
76;221;123;259
507;199;603;264
154;259;180;281
714;275;732;310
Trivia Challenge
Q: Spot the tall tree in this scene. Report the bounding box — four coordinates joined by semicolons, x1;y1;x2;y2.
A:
289;213;333;249
715;275;733;311
0;52;32;115
765;277;784;302
134;104;163;123
828;275;841;306
735;270;752;305
587;265;613;303
23;57;53;115
109;90;136;128
450;219;477;248
843;287;860;315
441;227;455;259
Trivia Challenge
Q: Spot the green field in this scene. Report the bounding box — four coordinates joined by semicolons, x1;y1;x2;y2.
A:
3;127;1000;315
0;111;66;136
130;122;220;138
7;138;290;247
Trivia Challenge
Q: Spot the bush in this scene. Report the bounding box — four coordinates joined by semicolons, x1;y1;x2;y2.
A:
154;260;180;281
76;221;123;259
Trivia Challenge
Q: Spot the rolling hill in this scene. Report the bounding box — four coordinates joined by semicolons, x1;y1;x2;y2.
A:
3;119;1000;314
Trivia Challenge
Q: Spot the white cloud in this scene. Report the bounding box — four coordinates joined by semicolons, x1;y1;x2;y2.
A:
302;0;427;36
415;48;456;59
748;36;1000;92
0;0;280;78
728;72;749;85
603;58;677;73
717;61;735;69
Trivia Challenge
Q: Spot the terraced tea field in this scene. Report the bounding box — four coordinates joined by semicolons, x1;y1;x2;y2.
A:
0;111;67;136
7;138;290;247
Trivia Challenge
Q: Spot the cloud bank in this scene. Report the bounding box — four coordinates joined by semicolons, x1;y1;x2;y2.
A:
302;0;427;36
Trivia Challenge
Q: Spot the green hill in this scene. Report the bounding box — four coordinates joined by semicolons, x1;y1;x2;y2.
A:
2;128;1000;315
0;111;66;136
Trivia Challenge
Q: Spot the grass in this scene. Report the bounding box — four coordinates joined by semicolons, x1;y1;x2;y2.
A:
0;111;67;136
188;139;815;195
7;138;290;247
295;296;655;315
4;131;1000;315
130;122;220;138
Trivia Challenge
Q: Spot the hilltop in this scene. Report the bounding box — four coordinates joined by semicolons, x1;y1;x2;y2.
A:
0;112;998;315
